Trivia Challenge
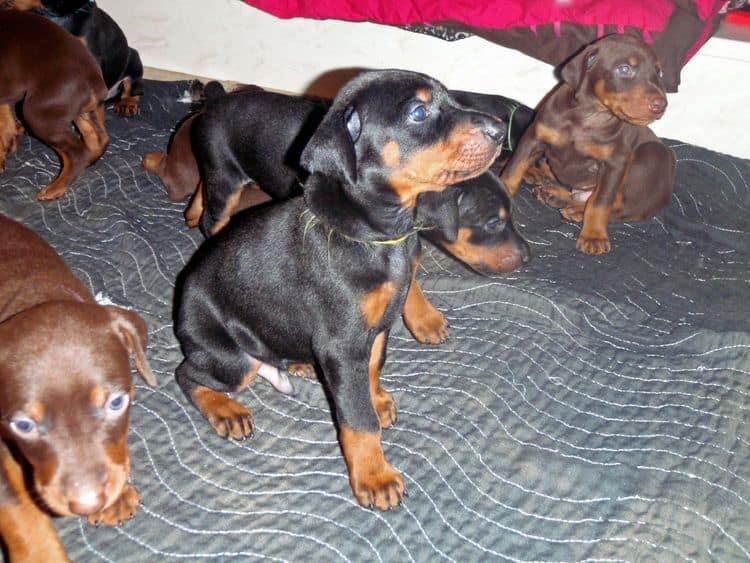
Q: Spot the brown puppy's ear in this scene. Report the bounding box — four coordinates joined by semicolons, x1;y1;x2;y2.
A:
560;44;600;89
105;306;157;387
300;103;360;185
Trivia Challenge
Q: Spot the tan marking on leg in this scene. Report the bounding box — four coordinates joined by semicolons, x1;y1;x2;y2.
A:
577;203;612;254
191;385;254;439
210;189;244;235
360;281;395;329
339;425;405;510
369;331;396;428
402;266;448;344
185;182;205;228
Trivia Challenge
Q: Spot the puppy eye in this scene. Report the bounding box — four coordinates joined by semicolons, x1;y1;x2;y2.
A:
615;64;636;79
10;415;38;438
105;392;129;417
409;104;430;122
485;217;505;232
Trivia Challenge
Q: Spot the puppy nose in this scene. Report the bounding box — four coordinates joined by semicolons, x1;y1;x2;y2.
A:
648;95;667;115
67;486;106;515
471;113;506;145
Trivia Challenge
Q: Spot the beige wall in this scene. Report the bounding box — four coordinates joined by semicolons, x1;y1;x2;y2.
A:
99;0;750;158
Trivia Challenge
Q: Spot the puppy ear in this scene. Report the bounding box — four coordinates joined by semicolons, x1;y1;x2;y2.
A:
560;45;599;88
106;306;157;387
300;103;360;185
416;189;460;243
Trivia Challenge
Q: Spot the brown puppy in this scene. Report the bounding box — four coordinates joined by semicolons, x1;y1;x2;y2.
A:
0;214;155;561
500;34;676;254
0;9;108;200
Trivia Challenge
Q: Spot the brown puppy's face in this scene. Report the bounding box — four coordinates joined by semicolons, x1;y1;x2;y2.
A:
0;302;154;517
563;35;668;126
301;70;506;208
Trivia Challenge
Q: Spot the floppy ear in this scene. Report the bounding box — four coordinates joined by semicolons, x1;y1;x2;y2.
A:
106;306;157;387
300;103;360;185
560;45;599;89
416;189;460;243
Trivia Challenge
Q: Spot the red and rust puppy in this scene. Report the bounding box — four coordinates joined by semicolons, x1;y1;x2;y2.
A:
500;34;676;254
0;9;109;199
25;0;145;116
0;214;156;561
173;69;505;510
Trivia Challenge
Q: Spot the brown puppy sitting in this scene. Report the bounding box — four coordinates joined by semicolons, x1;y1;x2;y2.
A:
500;34;676;254
0;9;108;199
0;214;155;561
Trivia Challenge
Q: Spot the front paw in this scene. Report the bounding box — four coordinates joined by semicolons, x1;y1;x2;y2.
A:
560;204;585;223
87;483;140;526
114;97;139;117
404;308;449;344
576;234;611;254
351;462;405;511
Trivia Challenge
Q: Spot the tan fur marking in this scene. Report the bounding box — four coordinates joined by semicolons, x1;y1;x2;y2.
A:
415;88;432;103
381;139;401;168
368;332;396;428
535;122;565;146
443;228;523;273
26;401;45;422
577;142;614;160
339;425;405;510
388;122;497;206
185;182;205;228
360;282;396;329
402;267;448;344
210;188;244;235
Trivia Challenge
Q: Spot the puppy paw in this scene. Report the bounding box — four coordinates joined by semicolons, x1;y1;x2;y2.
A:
37;182;67;201
114;97;140;117
560;204;585;222
576;234;611;254
404;307;449;344
351;462;406;511
192;386;254;439
87;483;140;526
287;363;317;379
533;184;572;209
373;388;397;429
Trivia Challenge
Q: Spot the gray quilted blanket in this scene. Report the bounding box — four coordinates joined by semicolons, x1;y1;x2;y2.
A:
1;81;748;562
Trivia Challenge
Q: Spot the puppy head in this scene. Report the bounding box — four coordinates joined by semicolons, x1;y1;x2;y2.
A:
417;174;530;275
561;34;668;126
0;302;155;517
301;69;506;208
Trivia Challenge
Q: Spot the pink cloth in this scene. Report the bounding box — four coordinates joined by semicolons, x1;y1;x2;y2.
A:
243;0;718;32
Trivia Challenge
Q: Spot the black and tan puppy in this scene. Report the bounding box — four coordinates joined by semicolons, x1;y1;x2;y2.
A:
500;33;676;254
0;214;156;562
173;69;505;510
0;9;108;199
25;0;144;116
181;83;532;237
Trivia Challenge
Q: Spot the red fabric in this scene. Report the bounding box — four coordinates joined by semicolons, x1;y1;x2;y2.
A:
244;0;719;32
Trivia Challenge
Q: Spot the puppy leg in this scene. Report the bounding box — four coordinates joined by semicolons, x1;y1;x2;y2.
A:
1;447;70;563
317;334;405;511
0;104;22;172
23;102;95;200
184;182;205;228
113;49;144;117
176;359;256;440
402;264;448;344
499;126;545;196
75;106;109;165
613;142;675;222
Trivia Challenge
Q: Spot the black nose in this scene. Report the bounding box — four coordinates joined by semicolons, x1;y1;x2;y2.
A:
648;95;667;115
470;113;506;145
